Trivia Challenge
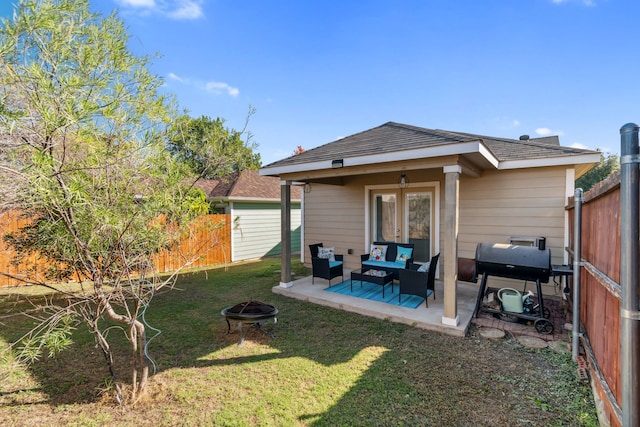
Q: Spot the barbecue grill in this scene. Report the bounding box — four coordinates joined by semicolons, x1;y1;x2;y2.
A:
475;242;551;283
472;243;554;334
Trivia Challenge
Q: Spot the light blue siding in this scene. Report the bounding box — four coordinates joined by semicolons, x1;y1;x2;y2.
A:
231;202;301;262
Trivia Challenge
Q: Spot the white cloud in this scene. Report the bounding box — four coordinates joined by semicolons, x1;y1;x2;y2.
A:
167;72;184;82
570;142;590;149
168;72;239;98
535;127;565;136
114;0;204;20
116;0;156;7
205;81;240;97
492;116;521;131
168;0;203;19
551;0;596;6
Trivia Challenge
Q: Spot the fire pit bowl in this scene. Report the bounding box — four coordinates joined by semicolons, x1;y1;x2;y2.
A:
221;301;278;345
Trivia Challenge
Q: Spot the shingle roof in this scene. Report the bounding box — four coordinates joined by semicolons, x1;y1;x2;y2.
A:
195;169;301;200
263;122;598;169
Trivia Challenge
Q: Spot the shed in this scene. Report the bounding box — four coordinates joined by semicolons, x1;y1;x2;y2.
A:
196;169;302;262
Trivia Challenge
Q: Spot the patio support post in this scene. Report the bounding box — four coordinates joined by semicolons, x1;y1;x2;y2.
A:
620;122;640;427
442;165;460;326
280;180;293;288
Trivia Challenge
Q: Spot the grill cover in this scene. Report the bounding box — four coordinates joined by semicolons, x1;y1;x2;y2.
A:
475;243;551;283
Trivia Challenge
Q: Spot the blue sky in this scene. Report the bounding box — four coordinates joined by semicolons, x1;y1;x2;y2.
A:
2;0;638;165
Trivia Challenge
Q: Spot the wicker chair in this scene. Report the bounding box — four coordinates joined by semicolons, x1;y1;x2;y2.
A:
398;253;440;307
309;243;344;286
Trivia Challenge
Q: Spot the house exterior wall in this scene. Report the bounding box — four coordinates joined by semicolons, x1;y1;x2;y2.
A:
231;201;301;262
302;165;571;295
303;182;365;269
303;169;445;270
458;166;570;293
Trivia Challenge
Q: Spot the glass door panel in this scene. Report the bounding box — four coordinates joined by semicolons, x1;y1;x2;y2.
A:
405;192;432;263
373;193;398;242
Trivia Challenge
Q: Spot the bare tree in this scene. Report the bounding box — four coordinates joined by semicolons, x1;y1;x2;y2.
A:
0;0;218;403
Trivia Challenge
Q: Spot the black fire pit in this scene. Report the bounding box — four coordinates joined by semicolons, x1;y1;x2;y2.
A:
221;301;278;346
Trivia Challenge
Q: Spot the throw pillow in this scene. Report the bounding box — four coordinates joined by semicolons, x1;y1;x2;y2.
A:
317;246;336;262
395;246;413;263
369;244;388;261
417;261;430;273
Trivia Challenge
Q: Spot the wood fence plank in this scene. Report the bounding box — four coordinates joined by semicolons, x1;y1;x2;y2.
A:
0;212;232;287
568;175;622;426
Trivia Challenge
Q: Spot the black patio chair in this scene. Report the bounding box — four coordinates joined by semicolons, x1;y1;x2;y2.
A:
309;243;344;286
398;253;440;307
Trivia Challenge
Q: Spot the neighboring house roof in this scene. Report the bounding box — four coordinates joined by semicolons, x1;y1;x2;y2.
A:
260;121;600;178
195;169;301;201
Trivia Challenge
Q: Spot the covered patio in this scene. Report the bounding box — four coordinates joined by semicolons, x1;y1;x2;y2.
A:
262;122;600;331
273;270;479;336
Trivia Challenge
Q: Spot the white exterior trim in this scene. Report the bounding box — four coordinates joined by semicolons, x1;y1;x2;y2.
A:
261;141;499;176
364;181;441;274
225;196;302;203
499;153;601;170
443;165;462;174
229;201;236;261
564;167;576;264
262;146;599;178
442;315;460;326
478;143;500;168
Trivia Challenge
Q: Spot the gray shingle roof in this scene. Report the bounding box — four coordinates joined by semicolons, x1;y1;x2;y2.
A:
195;169;301;200
263;122;598;169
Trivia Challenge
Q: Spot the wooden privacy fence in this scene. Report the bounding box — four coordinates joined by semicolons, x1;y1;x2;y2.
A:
567;171;622;427
0;211;231;288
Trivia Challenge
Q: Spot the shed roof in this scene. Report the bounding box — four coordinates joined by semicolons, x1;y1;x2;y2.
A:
195;169;301;201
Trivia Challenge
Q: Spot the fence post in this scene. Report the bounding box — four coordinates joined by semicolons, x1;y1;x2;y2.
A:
572;188;583;360
620;122;640;427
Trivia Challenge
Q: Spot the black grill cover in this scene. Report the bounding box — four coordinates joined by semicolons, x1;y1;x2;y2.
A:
475;243;551;283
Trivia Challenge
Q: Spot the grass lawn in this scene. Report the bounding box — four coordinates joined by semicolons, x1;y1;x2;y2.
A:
0;259;598;426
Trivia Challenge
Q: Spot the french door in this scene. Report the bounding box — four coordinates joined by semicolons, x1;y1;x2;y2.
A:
370;187;435;263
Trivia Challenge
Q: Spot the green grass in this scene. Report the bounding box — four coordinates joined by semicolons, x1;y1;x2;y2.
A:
0;259;599;426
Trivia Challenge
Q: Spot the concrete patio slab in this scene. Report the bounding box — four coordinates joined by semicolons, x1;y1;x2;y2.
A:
272;269;479;337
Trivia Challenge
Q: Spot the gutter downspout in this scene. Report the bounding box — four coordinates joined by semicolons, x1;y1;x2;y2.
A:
620;123;640;427
572;188;583;360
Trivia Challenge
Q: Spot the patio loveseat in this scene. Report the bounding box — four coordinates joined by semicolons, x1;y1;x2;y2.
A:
360;241;414;280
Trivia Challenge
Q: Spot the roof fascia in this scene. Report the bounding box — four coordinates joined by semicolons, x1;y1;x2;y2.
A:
260;140;499;176
225;196;302;203
498;152;602;170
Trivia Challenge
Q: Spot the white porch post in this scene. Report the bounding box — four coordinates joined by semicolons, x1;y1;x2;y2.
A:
279;180;293;288
442;165;460;326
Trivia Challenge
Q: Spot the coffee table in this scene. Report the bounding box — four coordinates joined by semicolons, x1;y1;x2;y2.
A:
350;269;394;298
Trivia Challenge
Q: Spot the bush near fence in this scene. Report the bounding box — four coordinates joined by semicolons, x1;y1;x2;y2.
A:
0;211;231;288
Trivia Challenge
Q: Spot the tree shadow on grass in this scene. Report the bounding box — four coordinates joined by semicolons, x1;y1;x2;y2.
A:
0;261;596;426
0;261;373;407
